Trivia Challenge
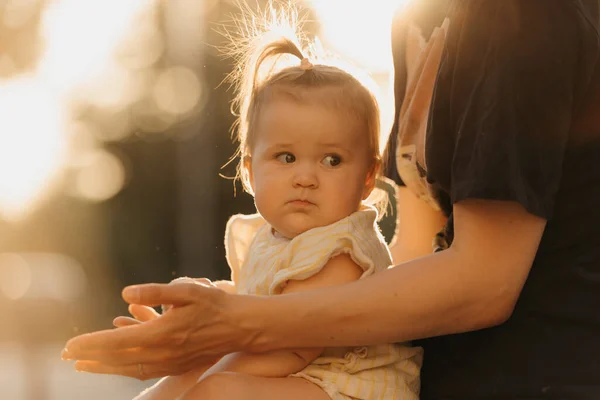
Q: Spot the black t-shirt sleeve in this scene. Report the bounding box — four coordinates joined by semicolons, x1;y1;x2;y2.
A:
426;1;585;220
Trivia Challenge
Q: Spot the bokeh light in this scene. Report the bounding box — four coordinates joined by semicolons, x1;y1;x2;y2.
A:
0;0;168;220
116;7;165;71
38;0;153;97
0;77;66;222
24;253;88;301
0;253;32;300
153;66;203;115
131;97;177;133
0;253;87;301
73;150;127;203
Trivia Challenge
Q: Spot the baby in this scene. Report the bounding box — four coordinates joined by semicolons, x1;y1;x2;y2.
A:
134;11;423;400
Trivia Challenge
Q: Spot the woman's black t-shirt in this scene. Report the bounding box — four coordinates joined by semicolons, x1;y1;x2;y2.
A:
385;1;600;398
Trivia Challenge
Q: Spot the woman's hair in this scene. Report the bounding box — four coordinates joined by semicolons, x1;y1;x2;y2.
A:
226;4;386;210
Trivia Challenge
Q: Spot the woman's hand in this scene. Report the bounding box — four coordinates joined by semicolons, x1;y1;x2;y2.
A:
113;277;209;329
71;303;162;378
112;303;161;328
62;279;264;380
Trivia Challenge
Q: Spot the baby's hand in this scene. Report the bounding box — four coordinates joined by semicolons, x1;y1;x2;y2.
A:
112;304;160;328
112;278;218;326
161;277;215;314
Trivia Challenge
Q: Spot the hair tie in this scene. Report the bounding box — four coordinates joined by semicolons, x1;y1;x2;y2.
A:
300;57;313;71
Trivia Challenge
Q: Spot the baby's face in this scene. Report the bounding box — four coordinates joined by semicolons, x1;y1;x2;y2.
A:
247;98;375;239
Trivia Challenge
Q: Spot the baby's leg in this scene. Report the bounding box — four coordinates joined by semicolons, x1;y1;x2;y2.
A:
179;372;331;400
133;367;207;400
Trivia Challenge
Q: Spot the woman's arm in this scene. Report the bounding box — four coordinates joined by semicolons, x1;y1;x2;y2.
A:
62;200;545;376
250;198;545;350
197;254;363;378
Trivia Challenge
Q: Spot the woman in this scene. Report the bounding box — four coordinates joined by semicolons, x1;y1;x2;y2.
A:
63;1;600;398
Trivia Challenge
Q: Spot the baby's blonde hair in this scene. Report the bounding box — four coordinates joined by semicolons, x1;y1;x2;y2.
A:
227;3;386;211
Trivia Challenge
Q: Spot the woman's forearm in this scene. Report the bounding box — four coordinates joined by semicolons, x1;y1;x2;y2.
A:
251;248;500;351
243;200;544;352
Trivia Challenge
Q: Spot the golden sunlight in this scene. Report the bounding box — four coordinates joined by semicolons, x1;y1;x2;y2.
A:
0;0;160;220
38;0;152;97
309;0;407;73
308;0;408;147
0;77;66;221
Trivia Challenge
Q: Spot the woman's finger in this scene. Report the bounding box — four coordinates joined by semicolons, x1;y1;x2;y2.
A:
121;281;216;308
63;281;233;377
74;355;218;381
63;317;172;356
74;360;171;381
129;304;159;322
67;343;183;367
112;305;158;328
113;316;140;328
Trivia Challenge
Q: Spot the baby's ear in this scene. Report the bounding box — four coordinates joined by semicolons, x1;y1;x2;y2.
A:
243;156;255;194
362;162;380;200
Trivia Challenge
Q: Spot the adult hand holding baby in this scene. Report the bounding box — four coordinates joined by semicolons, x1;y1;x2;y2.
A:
62;278;253;380
112;277;212;326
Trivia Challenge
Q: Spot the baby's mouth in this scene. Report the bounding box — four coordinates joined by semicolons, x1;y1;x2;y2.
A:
287;199;315;207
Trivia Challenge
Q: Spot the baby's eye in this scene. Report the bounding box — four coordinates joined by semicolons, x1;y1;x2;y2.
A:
322;154;342;167
276;152;296;164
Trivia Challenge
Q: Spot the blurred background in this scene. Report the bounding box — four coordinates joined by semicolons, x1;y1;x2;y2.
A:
0;0;402;398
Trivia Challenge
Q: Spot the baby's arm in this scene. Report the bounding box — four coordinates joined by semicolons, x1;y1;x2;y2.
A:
161;279;236;313
199;253;363;379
